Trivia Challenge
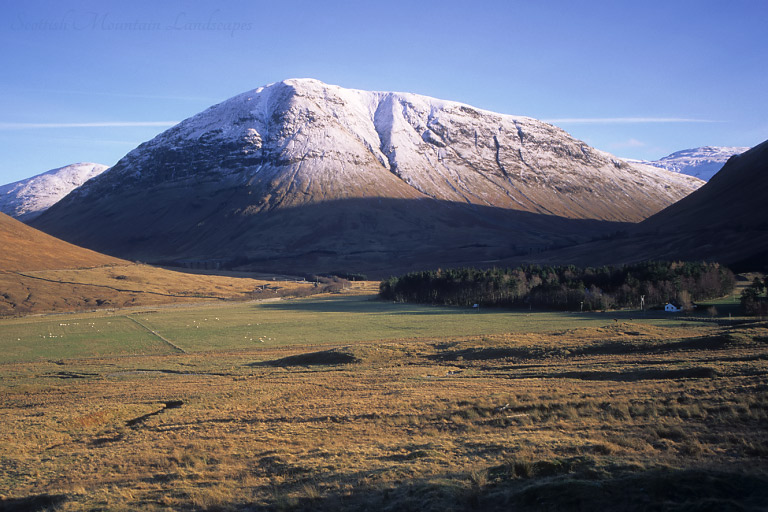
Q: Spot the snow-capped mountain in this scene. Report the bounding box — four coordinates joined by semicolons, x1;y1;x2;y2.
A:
32;79;704;275
52;79;701;222
0;163;108;221
635;146;749;182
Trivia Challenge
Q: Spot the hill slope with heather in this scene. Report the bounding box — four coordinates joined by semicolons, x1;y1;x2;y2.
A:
0;212;319;316
0;212;123;271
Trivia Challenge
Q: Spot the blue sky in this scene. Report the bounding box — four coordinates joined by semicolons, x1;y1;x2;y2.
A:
1;0;766;184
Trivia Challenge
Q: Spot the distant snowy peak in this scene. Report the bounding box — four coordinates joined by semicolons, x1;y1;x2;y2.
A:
0;163;109;221
635;146;749;182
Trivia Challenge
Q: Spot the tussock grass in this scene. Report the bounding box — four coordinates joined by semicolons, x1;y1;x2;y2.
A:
0;295;767;509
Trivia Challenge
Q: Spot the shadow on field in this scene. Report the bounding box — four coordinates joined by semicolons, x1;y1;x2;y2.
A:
0;493;68;511
432;333;754;364
433;347;535;361
237;464;768;512
251;349;360;367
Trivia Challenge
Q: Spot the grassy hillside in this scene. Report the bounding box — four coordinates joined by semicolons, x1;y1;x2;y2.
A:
0;212;123;271
0;212;325;316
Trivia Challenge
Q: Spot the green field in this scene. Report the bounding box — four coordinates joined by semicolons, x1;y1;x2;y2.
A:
0;294;708;363
0;315;175;362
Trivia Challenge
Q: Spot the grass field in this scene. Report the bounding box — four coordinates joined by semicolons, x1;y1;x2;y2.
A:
0;293;710;364
1;292;767;510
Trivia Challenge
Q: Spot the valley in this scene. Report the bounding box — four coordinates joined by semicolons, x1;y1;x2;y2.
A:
0;79;765;511
544;139;768;270
3;1;766;509
1;292;766;510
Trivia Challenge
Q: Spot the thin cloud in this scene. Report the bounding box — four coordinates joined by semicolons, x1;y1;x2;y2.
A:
0;121;179;129
30;135;148;146
5;87;219;103
545;117;721;124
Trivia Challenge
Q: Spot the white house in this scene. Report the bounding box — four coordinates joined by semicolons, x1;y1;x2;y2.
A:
665;303;681;312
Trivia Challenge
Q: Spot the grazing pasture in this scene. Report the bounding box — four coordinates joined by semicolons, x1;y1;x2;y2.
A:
0;293;709;363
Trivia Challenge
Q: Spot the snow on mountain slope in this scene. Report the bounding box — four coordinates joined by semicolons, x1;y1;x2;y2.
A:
32;79;705;274
60;79;701;221
631;146;749;182
0;163;108;221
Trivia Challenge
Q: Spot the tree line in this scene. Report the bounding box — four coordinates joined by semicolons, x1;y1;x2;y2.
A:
379;261;735;311
740;276;768;316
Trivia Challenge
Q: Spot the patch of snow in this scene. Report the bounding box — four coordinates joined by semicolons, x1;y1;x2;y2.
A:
0;163;109;220
64;78;704;223
627;146;749;181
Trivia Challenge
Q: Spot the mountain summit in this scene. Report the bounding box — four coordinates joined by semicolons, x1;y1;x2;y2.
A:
637;146;749;182
0;162;108;221
33;79;702;275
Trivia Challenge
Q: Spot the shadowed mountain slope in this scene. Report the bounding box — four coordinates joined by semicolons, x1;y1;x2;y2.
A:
537;139;768;269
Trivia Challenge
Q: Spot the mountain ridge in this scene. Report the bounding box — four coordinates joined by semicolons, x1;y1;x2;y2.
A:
32;79;703;275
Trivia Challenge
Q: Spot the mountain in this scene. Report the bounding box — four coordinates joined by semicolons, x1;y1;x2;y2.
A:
541;140;768;269
32;79;702;277
0;163;109;221
639;140;768;267
634;146;749;182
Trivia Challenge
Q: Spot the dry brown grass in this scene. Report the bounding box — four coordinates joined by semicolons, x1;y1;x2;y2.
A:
0;263;370;317
2;212;360;316
1;318;767;510
0;213;124;272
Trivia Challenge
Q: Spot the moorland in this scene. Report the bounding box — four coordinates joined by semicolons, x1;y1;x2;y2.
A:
1;286;767;511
